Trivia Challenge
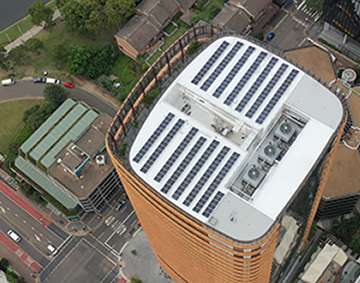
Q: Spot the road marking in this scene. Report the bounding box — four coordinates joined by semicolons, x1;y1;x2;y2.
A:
31;226;34;230
7;207;10;210
99;264;117;283
23;220;26;223
15;213;18;217
82;238;116;265
105;215;115;226
105;210;135;244
89;234;119;258
0;206;6;214
35;235;41;242
40;233;43;237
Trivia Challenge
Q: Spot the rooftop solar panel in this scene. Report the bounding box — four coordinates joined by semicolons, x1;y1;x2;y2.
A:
191;41;229;85
202;191;225;218
193;152;240;213
161;137;207;194
172;140;219;200
223;52;267;106
212;46;255;98
235;57;279;112
183;146;230;207
200;42;243;92
133;113;174;163
140;119;185;174
255;69;299;124
245;63;289;119
154;127;198;182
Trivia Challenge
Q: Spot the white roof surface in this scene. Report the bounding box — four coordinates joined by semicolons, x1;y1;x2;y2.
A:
129;36;343;242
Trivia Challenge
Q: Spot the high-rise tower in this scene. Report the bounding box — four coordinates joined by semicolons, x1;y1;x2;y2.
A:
107;30;345;283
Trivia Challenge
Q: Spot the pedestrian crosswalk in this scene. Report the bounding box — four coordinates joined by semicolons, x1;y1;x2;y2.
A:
297;0;322;22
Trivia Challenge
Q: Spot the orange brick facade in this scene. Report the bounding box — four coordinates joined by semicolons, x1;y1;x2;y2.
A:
108;148;280;283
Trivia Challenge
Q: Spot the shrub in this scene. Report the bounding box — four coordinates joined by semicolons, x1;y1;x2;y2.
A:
253;31;264;41
118;143;127;159
187;41;203;56
24;38;44;52
142;87;162;108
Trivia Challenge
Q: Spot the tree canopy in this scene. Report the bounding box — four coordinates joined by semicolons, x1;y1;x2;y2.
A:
43;84;69;110
28;1;54;29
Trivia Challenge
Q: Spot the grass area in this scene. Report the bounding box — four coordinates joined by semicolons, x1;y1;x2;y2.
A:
192;0;225;22
164;23;176;34
0;99;44;155
0;0;57;45
112;54;143;96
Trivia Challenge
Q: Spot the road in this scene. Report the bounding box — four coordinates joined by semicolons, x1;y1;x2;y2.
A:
0;81;117;116
0;0;51;33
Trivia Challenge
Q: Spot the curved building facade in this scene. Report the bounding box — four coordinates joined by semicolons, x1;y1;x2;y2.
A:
106;27;345;283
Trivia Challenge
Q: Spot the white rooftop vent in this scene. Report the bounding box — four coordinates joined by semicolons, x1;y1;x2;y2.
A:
242;165;266;189
96;155;106;166
258;142;281;165
274;120;296;143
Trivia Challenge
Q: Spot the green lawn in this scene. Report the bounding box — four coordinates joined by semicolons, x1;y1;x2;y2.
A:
192;0;225;22
0;99;44;155
0;0;58;45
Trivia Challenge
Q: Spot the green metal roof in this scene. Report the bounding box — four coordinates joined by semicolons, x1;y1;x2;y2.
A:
21;99;76;154
29;103;87;162
15;156;78;210
41;110;99;168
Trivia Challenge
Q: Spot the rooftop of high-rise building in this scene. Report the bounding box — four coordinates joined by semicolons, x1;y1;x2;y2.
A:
128;36;344;242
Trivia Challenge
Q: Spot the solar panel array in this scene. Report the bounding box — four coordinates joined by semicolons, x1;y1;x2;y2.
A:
133;113;174;163
213;46;255;98
245;63;289;119
202;191;225;218
172;140;219;200
235;57;279;113
161;137;207;194
191;41;229;85
223;52;268;106
140;119;185;173
200;42;243;92
183;146;230;207
193;152;240;213
154;127;198;182
256;69;299;124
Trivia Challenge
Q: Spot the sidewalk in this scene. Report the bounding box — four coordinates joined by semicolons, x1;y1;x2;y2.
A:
4;10;61;53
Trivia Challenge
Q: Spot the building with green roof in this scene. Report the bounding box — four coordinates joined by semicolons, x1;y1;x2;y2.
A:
15;99;122;214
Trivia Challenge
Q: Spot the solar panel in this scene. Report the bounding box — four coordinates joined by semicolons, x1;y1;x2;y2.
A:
161;137;207;194
140;119;185;173
235;57;279;112
154;127;198;182
223;52;267;106
200;42;243;92
183;146;230;207
202;192;225;218
256;69;299;124
133;113;174;163
213;46;255;98
193;152;240;213
191;41;229;85
245;63;289;119
172;140;219;200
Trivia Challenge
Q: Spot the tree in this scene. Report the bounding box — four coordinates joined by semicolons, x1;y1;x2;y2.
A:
0;258;9;272
62;0;89;34
98;75;113;89
253;31;264;41
23;104;40;123
28;1;54;29
104;0;136;28
9;45;29;66
130;278;142;283
195;0;204;10
32;191;43;204
67;45;91;75
43;84;69;110
24;38;44;53
305;0;324;12
26;105;53;131
52;43;70;70
8;142;20;156
0;46;8;71
19;182;34;198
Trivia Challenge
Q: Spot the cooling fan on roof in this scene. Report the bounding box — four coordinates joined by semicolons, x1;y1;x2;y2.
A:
242;164;266;191
248;165;260;180
274;119;296;143
264;143;276;156
259;142;280;166
280;121;292;134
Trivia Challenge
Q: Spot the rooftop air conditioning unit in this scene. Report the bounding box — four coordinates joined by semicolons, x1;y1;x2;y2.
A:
258;142;281;165
96;155;106;166
274;119;296;143
242;165;266;189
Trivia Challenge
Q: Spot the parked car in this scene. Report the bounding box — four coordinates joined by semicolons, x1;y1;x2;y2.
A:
64;82;74;88
46;78;61;84
267;32;275;41
2;78;15;86
115;199;126;211
33;77;46;83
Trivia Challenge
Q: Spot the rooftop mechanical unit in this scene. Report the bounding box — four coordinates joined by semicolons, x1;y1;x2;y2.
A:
274;119;296;143
96;155;106;166
242;165;266;189
258;142;281;166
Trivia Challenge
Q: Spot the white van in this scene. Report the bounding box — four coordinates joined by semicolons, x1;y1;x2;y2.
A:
46;78;61;84
47;244;58;255
1;78;15;86
7;230;21;242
